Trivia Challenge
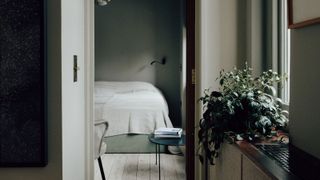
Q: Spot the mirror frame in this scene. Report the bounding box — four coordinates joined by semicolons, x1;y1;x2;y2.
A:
288;0;320;29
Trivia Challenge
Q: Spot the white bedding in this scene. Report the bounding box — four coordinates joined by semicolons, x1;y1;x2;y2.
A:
95;81;173;137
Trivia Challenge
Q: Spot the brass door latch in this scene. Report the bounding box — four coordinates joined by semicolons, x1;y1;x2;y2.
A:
192;69;196;85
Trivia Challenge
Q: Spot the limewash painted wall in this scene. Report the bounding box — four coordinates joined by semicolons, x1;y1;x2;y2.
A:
289;24;320;159
95;0;184;127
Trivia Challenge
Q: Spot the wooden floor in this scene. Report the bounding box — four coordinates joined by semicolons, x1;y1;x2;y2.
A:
95;154;186;180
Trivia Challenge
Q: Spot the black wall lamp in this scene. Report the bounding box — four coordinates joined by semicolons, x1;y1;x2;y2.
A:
97;0;111;6
150;57;167;65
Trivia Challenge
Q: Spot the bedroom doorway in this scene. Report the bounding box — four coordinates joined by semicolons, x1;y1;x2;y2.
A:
87;0;195;179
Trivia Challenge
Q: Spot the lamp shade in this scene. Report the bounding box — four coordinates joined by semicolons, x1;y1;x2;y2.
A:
97;0;107;6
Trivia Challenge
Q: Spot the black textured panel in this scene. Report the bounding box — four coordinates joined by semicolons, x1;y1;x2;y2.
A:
255;144;291;173
255;144;320;180
0;0;46;166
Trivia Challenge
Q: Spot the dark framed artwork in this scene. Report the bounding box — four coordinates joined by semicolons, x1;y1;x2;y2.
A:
288;0;320;29
0;0;47;166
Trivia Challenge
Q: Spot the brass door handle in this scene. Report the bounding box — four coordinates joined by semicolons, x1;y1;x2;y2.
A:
73;55;79;82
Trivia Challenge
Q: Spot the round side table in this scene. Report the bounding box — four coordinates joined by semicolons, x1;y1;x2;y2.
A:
148;134;185;180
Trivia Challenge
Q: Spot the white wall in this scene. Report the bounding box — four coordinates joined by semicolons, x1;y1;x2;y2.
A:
196;0;247;179
247;0;279;75
289;24;320;159
95;0;184;126
198;0;246;93
61;0;86;179
246;0;264;75
0;0;63;179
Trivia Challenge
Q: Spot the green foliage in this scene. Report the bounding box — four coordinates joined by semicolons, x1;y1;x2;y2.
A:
198;63;288;165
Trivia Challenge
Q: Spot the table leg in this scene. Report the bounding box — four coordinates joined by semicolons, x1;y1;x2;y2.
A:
155;143;157;165
158;144;161;180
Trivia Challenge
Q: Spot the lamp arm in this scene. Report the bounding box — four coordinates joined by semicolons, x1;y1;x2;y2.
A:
150;57;166;65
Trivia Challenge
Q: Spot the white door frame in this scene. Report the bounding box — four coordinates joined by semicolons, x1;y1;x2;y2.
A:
83;1;195;179
84;0;95;179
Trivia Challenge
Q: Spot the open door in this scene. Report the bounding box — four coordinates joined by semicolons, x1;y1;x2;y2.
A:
84;0;195;179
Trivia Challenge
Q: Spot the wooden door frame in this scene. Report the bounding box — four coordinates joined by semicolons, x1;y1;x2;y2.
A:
186;0;196;179
84;0;195;179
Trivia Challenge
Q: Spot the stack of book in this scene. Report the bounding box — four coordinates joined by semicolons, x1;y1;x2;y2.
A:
154;128;183;138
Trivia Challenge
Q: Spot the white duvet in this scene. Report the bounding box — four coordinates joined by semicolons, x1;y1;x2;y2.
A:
94;81;173;137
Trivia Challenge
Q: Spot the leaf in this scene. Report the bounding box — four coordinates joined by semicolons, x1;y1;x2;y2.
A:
211;91;223;97
236;134;243;141
198;129;203;140
232;92;239;97
209;157;215;165
281;110;289;117
199;155;204;164
258;116;272;127
264;85;277;96
219;79;224;86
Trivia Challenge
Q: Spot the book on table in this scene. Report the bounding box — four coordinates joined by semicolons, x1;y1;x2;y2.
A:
154;133;182;138
154;128;182;138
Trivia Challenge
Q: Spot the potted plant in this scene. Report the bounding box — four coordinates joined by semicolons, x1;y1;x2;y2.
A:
197;63;288;166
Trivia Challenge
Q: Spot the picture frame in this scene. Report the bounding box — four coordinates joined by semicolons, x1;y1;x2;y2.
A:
0;0;47;167
288;0;320;29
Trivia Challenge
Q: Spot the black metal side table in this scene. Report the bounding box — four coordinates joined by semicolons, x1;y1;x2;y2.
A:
148;134;186;180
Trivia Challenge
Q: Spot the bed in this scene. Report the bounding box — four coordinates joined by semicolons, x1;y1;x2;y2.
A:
94;81;173;137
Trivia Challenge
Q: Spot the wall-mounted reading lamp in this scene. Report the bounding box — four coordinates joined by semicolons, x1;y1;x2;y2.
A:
150;57;167;65
97;0;111;6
